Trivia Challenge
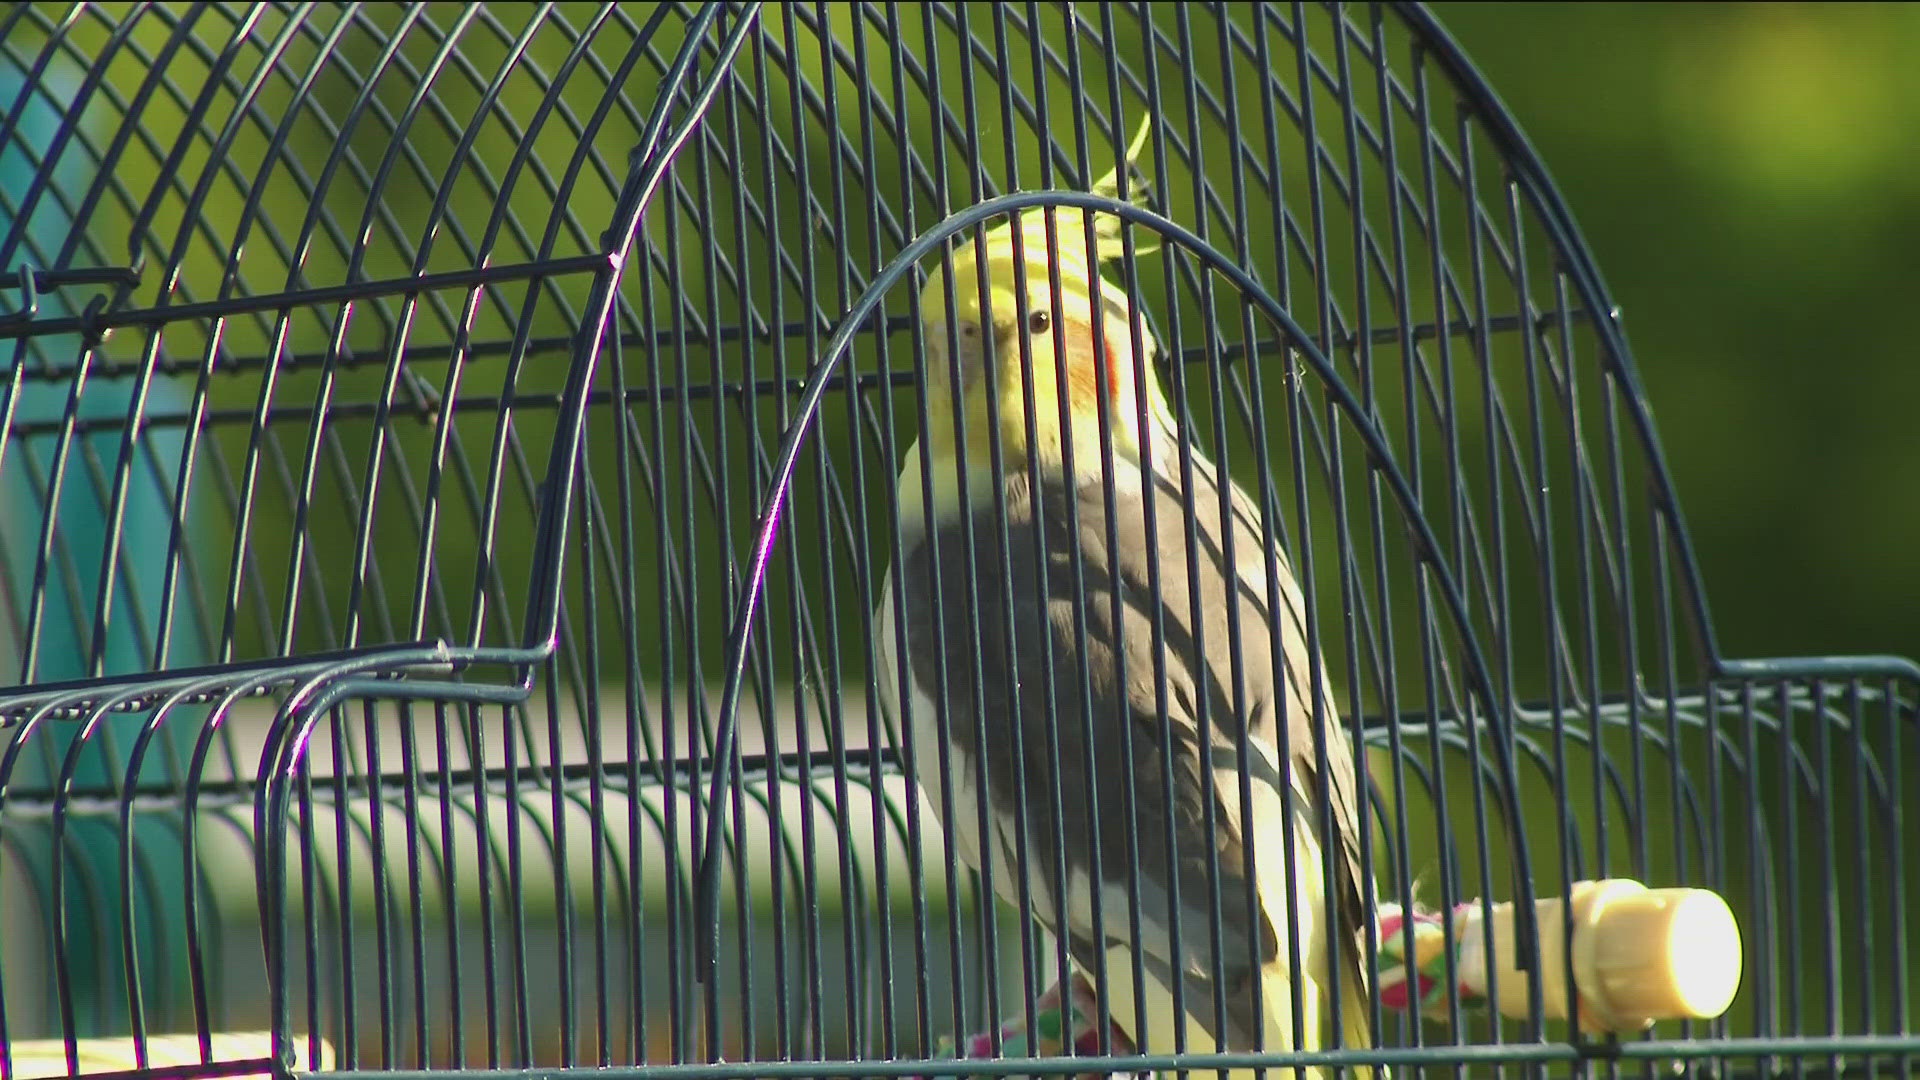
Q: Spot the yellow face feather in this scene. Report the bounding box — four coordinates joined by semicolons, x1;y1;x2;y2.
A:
901;116;1177;533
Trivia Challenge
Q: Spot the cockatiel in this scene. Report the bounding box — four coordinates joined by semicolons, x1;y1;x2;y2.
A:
873;121;1378;1080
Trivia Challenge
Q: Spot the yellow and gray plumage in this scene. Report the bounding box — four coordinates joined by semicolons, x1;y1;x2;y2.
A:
875;121;1377;1080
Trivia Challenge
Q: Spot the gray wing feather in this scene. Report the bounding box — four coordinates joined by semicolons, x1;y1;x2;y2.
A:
897;459;1369;1051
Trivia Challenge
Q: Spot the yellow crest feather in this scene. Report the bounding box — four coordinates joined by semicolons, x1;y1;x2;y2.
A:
919;113;1158;322
901;114;1173;536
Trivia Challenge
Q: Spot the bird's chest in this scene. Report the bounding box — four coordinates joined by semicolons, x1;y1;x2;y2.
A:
876;548;1066;927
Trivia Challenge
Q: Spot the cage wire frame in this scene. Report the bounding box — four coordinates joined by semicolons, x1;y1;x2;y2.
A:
0;3;1914;1080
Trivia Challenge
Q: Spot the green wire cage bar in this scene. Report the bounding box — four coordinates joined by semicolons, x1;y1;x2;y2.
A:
0;4;1913;1080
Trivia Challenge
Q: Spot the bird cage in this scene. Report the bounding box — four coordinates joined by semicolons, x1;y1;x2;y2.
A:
0;4;1913;1080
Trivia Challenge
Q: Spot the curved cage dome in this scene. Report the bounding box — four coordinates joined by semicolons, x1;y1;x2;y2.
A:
0;4;1912;1079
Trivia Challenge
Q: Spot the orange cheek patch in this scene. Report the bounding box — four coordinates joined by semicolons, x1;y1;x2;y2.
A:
1058;316;1116;417
1104;335;1124;416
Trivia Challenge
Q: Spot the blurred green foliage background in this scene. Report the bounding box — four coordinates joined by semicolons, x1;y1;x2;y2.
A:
1438;1;1920;665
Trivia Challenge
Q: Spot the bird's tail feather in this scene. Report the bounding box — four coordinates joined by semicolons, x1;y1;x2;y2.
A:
1339;968;1378;1080
1251;956;1382;1080
1246;961;1321;1080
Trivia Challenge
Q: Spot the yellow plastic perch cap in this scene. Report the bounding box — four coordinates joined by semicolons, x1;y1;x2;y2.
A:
1573;879;1744;1031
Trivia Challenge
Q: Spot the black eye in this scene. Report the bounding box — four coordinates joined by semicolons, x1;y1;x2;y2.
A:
1027;310;1050;335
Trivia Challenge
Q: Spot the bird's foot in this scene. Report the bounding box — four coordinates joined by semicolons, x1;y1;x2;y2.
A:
907;970;1149;1080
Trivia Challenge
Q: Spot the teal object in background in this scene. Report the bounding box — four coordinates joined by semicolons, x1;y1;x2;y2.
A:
2;57;207;1037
